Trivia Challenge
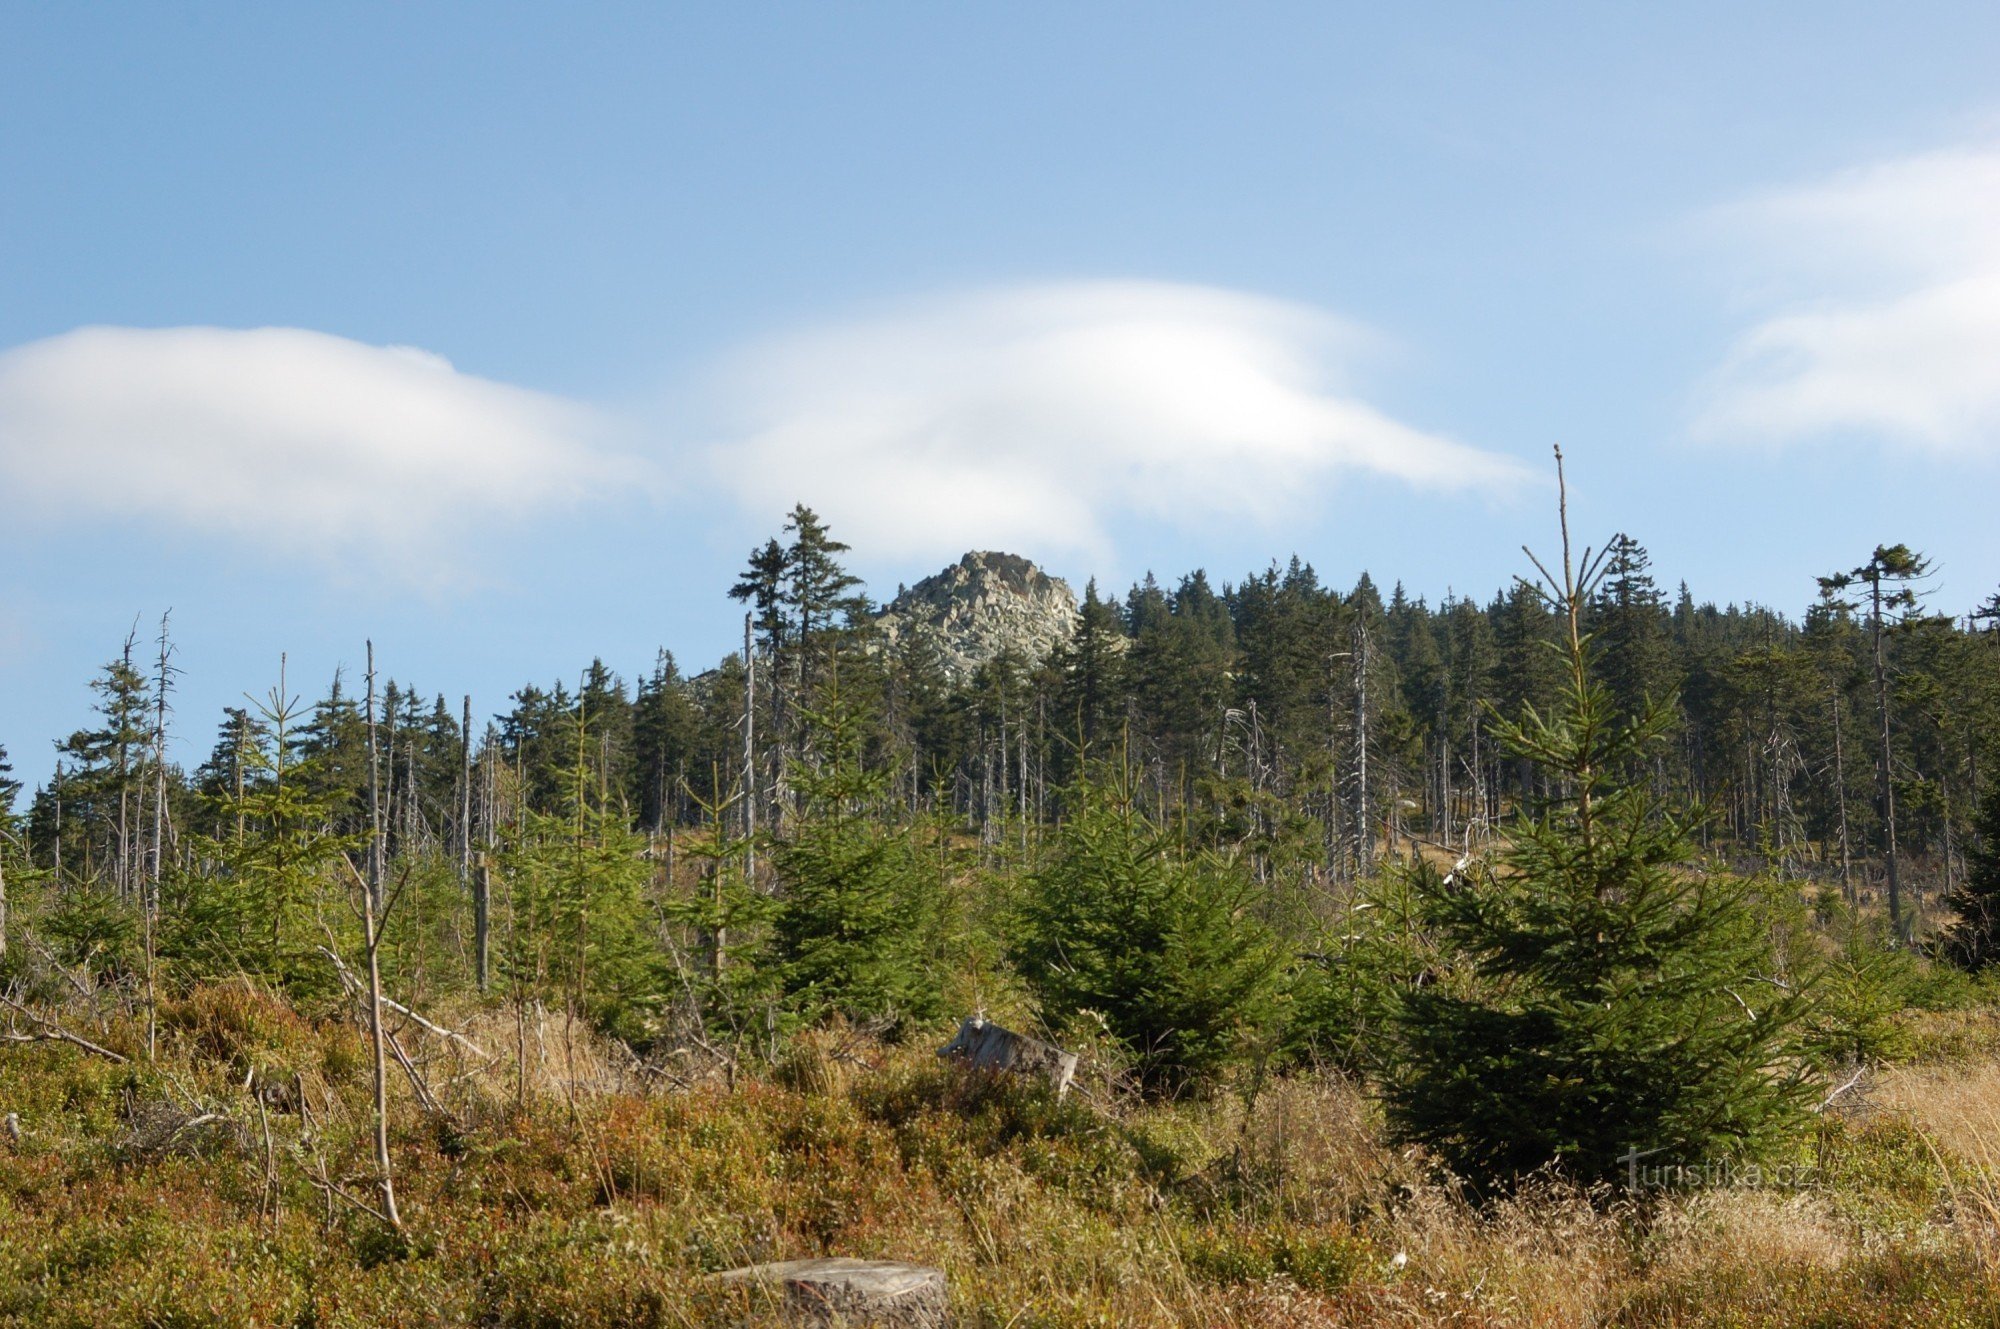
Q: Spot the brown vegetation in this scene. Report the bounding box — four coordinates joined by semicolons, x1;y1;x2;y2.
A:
6;986;2000;1327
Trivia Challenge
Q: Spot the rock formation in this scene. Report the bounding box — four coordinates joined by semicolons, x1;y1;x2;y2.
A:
937;1014;1078;1097
873;551;1075;678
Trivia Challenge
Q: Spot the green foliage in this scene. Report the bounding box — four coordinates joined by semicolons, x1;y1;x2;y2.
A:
488;679;665;1041
1176;1223;1364;1294
498;799;660;1044
0;740;20;821
732;504;871;713
377;850;481;1003
659;825;784;1048
773;814;939;1026
1011;770;1283;1095
166;682;354;989
1282;865;1441;1075
1385;506;1814;1191
1941;782;2000;970
1048;579;1129;771
33;643;154;889
1802;902;1931;1066
36;880;141;981
771;694;944;1027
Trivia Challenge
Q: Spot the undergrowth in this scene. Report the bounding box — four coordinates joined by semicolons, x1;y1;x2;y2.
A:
5;988;2000;1326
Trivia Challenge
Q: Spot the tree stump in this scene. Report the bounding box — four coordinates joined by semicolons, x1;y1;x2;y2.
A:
713;1257;948;1326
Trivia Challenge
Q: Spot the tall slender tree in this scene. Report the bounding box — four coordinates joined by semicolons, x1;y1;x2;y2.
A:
1820;544;1931;940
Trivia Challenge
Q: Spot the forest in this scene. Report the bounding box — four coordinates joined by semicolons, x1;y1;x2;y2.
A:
6;487;2000;1326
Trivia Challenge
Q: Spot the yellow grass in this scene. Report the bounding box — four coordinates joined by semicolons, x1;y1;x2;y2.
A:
6;987;2000;1326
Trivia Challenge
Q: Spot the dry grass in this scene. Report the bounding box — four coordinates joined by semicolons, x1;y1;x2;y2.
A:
7;987;2000;1326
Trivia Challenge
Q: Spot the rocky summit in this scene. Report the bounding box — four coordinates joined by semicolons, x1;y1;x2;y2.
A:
874;550;1076;676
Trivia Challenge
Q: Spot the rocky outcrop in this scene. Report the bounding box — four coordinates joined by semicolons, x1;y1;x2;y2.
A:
874;552;1075;677
938;1014;1078;1098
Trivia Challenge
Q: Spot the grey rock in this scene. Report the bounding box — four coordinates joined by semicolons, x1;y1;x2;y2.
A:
714;1257;948;1327
938;1015;1078;1098
874;551;1075;678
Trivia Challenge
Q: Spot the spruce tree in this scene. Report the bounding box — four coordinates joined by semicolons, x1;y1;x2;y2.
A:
1385;450;1811;1191
1443;595;1500;829
577;659;635;799
1011;768;1282;1096
1050;579;1128;771
780;504;869;696
0;742;19;822
0;741;18;963
496;702;658;1041
1942;783;2000;970
1820;544;1931;940
169;675;353;986
1491;577;1562;804
1128;572;1235;789
299;672;368;832
1591;534;1676;727
632;651;699;831
52;643;153;892
770;684;941;1026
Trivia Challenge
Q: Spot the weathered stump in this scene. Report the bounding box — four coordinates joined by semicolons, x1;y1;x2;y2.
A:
714;1257;948;1327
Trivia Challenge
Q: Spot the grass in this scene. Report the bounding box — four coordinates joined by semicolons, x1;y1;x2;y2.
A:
6;985;2000;1325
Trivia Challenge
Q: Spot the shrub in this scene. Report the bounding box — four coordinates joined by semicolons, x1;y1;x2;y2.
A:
1282;867;1439;1075
1010;773;1283;1096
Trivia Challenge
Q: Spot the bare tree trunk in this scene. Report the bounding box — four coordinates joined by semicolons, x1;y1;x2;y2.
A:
1019;720;1029;859
271;656;289;958
1868;581;1904;938
144;614;173;1061
364;641;401;1231
1353;620;1372;879
52;760;64;885
1327;668;1342;883
368;649;384;901
979;727;993;854
117;629;137;899
742;613;757;879
148;613;172;916
475;859;492;993
361;868;400;1230
461;694;483;990
479;732;495;992
1942;773;1960;898
1832;690;1853;903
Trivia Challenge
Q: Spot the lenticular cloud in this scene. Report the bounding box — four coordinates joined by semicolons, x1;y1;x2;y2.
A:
0;325;638;569
1696;143;2000;453
702;280;1525;561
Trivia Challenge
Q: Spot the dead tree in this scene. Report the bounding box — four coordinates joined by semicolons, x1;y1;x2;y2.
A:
362;642;402;1232
742;612;757;877
1352;618;1373;878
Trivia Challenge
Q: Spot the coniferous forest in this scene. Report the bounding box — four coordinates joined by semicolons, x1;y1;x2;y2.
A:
8;476;2000;1325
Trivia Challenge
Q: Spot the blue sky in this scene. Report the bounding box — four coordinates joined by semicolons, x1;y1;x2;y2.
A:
5;2;2000;789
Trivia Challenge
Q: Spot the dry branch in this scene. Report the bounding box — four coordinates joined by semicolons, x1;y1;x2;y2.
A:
0;993;129;1063
313;944;490;1058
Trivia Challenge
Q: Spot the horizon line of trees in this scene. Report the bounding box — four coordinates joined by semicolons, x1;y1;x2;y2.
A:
8;508;1995;936
7;493;2000;1194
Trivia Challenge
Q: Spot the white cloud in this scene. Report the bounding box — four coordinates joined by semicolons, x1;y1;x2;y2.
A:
701;281;1524;562
0;325;643;574
1696;143;2000;452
